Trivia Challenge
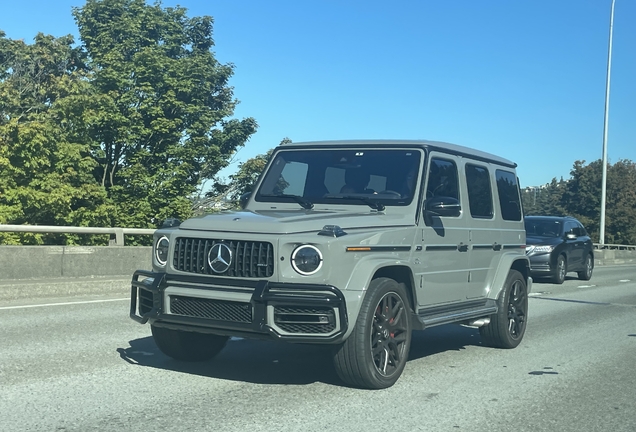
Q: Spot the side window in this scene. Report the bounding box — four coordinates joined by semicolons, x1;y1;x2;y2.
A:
465;164;493;218
576;222;588;237
495;169;522;221
426;158;459;200
565;221;577;236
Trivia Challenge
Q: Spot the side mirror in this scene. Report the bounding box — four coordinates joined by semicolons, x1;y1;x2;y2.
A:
162;218;181;228
424;196;461;218
566;232;577;240
239;192;251;209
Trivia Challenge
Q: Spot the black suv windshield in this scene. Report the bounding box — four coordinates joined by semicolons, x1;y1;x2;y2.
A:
255;148;422;207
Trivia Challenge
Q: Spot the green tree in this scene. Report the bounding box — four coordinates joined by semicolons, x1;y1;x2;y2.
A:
194;138;290;213
524;159;636;244
563;159;636;244
605;160;636;245
522;178;567;217
73;0;257;228
0;31;112;244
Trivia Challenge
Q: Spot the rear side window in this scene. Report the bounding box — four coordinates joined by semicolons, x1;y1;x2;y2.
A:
576;222;588;236
495;170;522;221
465;164;493;218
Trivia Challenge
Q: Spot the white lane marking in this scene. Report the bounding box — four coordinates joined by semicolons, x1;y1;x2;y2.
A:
619;280;630;283
0;297;128;310
529;292;545;297
577;285;596;288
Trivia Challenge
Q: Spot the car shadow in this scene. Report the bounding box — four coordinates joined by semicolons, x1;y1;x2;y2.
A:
117;324;482;387
531;275;578;285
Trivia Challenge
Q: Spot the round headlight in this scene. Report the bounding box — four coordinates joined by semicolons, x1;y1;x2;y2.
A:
155;236;170;266
291;245;323;275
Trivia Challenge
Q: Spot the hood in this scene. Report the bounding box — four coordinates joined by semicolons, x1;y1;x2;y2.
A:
178;209;414;235
525;235;563;246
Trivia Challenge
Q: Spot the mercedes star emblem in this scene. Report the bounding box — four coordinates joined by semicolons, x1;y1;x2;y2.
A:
208;243;232;273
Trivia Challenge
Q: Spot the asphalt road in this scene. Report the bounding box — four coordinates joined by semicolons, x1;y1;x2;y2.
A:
1;266;635;432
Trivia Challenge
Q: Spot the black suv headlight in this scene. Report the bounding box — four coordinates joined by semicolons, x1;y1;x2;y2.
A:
155;236;170;266
291;245;323;275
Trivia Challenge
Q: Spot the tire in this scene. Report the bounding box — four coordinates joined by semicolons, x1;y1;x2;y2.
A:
480;270;528;349
577;253;594;281
552;255;566;284
333;277;412;389
151;324;228;362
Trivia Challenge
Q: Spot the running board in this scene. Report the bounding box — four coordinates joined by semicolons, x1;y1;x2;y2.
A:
415;300;497;329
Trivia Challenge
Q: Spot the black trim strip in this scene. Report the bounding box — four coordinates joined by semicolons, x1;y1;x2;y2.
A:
345;246;411;252
472;245;494;250
418;299;488;316
165;273;260;289
426;245;458;251
165;281;254;294
503;245;525;250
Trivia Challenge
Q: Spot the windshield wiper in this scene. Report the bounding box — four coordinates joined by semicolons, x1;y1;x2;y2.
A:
329;195;385;211
260;194;314;210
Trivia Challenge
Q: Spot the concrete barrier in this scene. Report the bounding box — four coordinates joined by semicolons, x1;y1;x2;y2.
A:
0;245;634;304
594;248;636;266
0;245;151;280
0;245;634;282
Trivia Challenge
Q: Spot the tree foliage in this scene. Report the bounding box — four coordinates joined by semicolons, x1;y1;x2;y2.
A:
193;139;290;214
73;0;257;228
522;159;636;245
0;0;256;244
0;31;112;244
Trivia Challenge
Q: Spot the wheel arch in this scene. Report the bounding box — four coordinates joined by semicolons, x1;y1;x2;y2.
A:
372;265;417;311
489;254;531;300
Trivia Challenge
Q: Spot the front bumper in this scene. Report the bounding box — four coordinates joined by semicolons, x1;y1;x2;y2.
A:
527;254;553;275
130;270;349;343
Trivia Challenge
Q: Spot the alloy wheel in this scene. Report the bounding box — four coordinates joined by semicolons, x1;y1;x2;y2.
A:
557;258;566;281
507;280;527;339
371;292;409;376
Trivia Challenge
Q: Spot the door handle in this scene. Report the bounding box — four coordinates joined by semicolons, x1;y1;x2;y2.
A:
493;243;502;251
458;243;468;252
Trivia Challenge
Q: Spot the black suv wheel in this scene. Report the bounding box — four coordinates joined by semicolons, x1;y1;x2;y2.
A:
577;253;593;281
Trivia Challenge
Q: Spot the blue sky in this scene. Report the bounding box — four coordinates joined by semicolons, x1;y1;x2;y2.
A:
2;0;634;188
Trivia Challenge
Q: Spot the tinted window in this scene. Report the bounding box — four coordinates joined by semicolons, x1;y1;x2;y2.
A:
525;219;562;238
465;164;493;218
565;221;578;236
495;170;522;221
426;158;459;201
576;222;588;236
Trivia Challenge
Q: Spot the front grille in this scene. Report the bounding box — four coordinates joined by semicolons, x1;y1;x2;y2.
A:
138;288;154;315
169;295;252;323
173;238;274;278
274;306;337;334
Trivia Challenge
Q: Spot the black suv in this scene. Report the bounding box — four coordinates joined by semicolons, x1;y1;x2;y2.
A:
524;216;594;284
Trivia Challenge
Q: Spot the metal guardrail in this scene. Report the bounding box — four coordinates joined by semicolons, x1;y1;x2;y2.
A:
593;243;636;251
0;224;156;246
1;224;635;250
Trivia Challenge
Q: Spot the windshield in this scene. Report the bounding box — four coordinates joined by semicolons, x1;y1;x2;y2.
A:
255;148;422;207
525;219;563;238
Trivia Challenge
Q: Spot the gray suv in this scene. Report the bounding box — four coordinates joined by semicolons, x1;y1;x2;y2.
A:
131;140;532;389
